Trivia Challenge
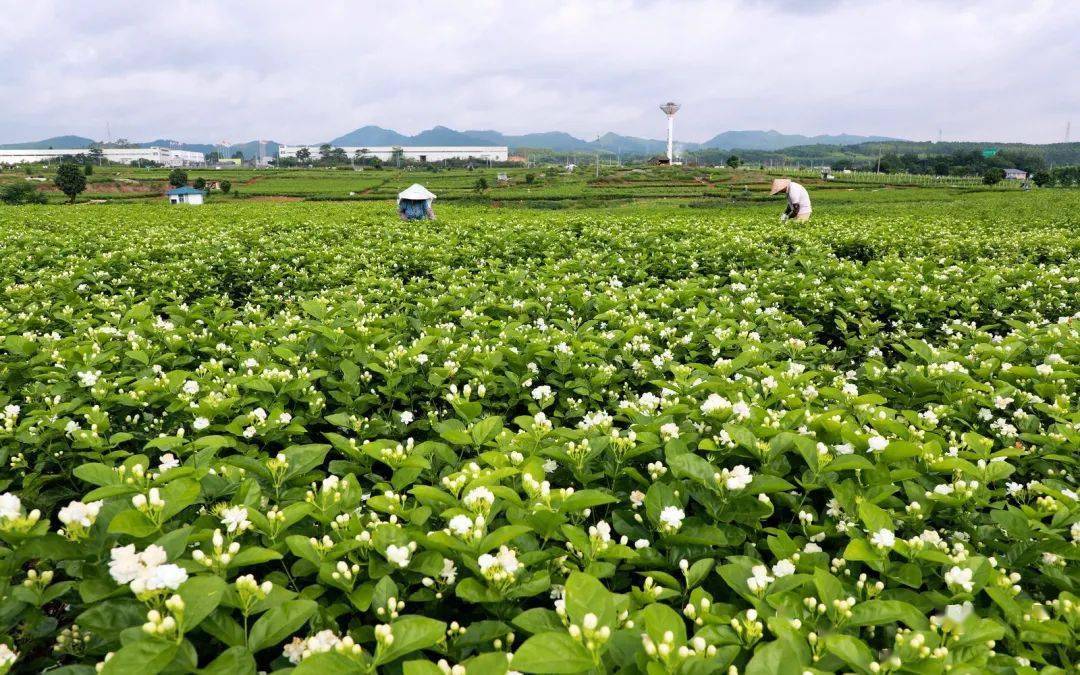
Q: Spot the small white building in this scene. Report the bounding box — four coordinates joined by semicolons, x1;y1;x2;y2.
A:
166;186;205;205
1003;168;1028;180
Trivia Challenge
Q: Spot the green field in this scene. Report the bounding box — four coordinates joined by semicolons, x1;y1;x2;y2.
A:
0;188;1077;673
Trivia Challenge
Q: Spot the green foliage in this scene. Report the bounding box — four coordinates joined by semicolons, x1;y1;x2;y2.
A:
168;168;188;188
983;167;1006;185
193;177;206;190
0;195;1076;672
220;180;232;194
0;182;47;205
54;162;87;202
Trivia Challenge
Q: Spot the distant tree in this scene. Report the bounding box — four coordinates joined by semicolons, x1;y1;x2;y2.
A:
353;149;365;166
725;155;741;169
1031;171;1052;187
220;180;232;194
296;148;311;164
231;150;245;160
319;144;332;163
193;177;206;190
473;177;488;193
83;163;93;176
524;172;536;184
982;167;1005;185
329;147;347;164
54;163;87;203
0;182;47;205
206;151;221;163
168;169;188;188
88;143;104;165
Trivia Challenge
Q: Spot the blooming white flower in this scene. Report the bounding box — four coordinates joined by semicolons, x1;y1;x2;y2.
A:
746;564;775;594
659;422;680;441
870;528;895;549
400;411;415;425
834;443;854;455
57;500;103;528
772;559;796;577
77;370;100;387
463;487;495;512
944;566;974;592
700;393;731;414
158;453;180;471
193;417;210;430
531;385;552;401
718;465;753;491
305;629;342;655
658;506;685;532
0;493;22;520
220;505;251;533
447;514;474;537
283;637;307;664
108;545;143;585
867;436;889;452
145;564;188;592
943;601;974;625
0;643;17;669
182;380;200;395
386;544;411;568
542;459;558;474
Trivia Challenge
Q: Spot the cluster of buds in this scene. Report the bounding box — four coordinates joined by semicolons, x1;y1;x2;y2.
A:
306;475;349;512
22;568;54;598
565;439;591;463
641;576;665;600
856;573;885;599
894;628;948;663
587;520;613;553
262;505;289;538
608;428;637;459
191;529;240;572
647;461;667;480
522;474;553;505
331;560;362;588
115;463;150;489
380;438;415;468
142;595;184;638
683;596;712;625
376;596;406;620
436;659;467;675
53;624;91;656
235;575;273;614
729;609;764;647
266;453;290;487
132;488;166;522
568;612;611;655
374;623;395;648
283;631;363;664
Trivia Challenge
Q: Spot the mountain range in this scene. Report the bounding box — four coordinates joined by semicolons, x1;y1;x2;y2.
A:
0;127;902;157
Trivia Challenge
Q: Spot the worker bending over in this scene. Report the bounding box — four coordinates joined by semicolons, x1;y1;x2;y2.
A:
397;183;437;221
770;178;811;222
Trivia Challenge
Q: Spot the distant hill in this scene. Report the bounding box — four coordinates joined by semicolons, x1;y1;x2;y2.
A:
699;130;901;151
328;126;411;146
0;135;96;150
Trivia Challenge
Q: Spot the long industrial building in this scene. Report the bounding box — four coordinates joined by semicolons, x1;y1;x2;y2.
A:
278;145;508;163
0;147;205;167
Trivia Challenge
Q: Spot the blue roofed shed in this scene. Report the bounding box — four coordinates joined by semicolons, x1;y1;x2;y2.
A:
166;186;206;205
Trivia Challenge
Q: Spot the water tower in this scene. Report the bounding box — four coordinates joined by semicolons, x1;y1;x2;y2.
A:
659;102;681;163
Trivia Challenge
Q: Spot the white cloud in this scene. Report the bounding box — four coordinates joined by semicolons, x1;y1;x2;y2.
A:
0;0;1075;144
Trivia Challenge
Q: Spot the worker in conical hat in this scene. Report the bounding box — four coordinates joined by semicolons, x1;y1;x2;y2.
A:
770;178;811;222
397;184;437;221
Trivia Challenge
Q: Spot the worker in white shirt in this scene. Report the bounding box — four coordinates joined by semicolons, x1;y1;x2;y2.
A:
770;178;812;222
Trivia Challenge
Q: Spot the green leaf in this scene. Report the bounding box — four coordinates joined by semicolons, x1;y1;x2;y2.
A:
178;575;226;631
101;640;179;675
560;489;618;513
196;646;256;675
108;509;158;538
824;634;874;671
471;416;504;445
511;632;595;673
376;615;447;664
564;572;616;629
745;638;805;675
247;598;318;652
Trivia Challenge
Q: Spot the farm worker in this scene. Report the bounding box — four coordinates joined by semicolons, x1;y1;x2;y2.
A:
397;183;437;221
770;178;811;222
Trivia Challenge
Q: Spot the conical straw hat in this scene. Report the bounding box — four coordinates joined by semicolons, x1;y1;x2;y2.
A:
769;178;791;195
397;184;437;201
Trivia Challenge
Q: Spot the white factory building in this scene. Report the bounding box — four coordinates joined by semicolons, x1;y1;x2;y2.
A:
0;147;205;167
278;145;509;163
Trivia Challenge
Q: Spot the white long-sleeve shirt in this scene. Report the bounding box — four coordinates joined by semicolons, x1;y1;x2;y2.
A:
787;182;811;213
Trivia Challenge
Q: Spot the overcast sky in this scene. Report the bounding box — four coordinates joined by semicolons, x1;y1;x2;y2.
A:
1;0;1076;145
